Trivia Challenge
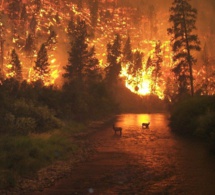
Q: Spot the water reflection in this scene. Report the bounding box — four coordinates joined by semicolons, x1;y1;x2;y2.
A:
116;113;169;129
112;113;215;194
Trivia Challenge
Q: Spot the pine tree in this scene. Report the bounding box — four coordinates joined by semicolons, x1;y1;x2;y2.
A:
29;15;37;35
20;4;28;22
23;34;34;56
8;49;22;82
105;34;121;86
45;30;57;50
20;4;28;34
33;43;50;84
84;46;101;86
133;50;143;74
123;35;133;75
63;19;88;85
151;41;162;93
167;0;201;97
123;35;133;63
67;16;76;39
63;18;102;119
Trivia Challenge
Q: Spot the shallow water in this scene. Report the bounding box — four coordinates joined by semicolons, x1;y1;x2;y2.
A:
32;113;215;195
111;113;215;194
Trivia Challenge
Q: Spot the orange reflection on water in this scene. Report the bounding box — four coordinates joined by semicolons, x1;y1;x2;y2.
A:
136;114;150;125
115;114;150;129
115;113;169;131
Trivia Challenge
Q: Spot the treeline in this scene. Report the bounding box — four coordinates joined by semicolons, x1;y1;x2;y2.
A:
0;16;153;136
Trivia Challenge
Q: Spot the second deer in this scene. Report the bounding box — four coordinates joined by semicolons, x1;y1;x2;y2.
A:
113;124;122;135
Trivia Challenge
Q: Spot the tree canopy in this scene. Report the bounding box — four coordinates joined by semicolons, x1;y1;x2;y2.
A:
167;0;201;98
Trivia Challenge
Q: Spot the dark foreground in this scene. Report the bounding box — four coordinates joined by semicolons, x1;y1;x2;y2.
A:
31;113;215;195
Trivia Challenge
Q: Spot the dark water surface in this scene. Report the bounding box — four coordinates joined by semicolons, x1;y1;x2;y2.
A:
33;113;215;195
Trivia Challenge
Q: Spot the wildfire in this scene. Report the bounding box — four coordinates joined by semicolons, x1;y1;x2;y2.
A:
1;0;173;99
126;78;151;95
120;62;165;99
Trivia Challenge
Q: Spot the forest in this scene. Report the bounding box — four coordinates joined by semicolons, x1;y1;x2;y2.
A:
0;0;215;190
0;0;175;135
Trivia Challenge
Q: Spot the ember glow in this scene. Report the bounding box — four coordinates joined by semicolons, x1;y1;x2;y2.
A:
0;0;213;99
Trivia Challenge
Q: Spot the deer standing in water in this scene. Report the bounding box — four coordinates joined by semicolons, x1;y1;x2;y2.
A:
142;122;150;129
113;124;122;135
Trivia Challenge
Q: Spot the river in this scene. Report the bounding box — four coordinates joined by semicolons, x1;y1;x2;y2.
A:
32;113;215;195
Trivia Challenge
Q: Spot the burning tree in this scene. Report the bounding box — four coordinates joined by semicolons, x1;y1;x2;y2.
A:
167;0;201;98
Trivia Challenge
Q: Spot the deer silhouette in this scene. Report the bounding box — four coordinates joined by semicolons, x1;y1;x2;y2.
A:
142;122;150;129
113;124;122;135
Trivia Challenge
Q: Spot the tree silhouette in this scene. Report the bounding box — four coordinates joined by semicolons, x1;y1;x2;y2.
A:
63;18;103;120
23;34;34;56
20;4;28;22
67;16;76;40
123;35;133;63
133;50;143;74
8;49;22;82
151;41;162;93
29;15;37;35
167;0;201;97
84;46;101;87
123;35;133;75
63;19;88;86
105;34;122;86
45;30;57;50
33;43;50;84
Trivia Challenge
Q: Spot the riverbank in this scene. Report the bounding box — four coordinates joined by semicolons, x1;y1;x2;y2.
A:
0;117;115;195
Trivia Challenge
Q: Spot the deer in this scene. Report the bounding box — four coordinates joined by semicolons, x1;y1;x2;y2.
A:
142;122;150;129
113;124;122;135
